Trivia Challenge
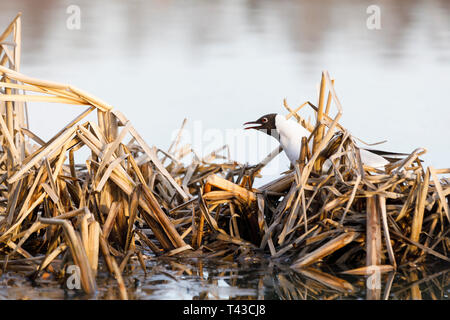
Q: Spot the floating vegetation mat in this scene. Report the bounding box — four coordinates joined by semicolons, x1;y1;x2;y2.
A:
0;14;448;299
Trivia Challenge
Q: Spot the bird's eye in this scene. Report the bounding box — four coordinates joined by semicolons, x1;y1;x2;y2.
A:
262;118;268;123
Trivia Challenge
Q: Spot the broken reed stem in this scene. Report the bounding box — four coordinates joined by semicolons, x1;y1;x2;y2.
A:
124;186;139;252
379;195;396;268
324;79;335;116
99;234;128;300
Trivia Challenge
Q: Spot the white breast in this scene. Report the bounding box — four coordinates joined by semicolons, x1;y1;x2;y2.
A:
274;115;389;171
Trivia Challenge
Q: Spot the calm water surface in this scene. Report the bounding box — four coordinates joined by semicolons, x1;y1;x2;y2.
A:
0;0;449;299
1;0;450;176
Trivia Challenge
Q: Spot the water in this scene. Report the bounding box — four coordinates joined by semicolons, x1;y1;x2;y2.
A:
0;0;449;300
1;0;450;179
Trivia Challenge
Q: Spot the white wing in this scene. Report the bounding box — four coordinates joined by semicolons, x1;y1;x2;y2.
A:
274;115;389;170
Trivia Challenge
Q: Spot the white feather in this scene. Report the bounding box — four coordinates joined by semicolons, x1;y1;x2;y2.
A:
274;114;389;170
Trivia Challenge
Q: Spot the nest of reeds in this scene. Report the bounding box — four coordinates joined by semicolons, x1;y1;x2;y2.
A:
0;14;448;299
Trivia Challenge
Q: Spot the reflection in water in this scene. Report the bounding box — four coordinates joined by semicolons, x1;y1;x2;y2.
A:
149;259;449;301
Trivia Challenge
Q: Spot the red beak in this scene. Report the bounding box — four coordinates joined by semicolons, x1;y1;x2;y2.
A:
243;121;261;130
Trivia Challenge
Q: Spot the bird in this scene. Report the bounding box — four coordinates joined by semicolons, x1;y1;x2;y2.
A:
243;113;391;171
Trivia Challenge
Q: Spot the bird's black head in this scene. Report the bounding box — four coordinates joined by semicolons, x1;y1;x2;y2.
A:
243;113;277;136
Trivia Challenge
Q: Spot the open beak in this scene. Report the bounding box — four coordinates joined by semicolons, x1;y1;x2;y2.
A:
243;120;261;130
